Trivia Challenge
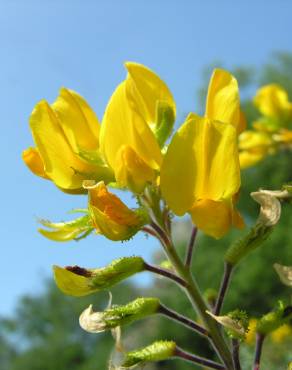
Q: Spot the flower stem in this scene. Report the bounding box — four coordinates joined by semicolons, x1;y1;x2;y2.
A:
144;261;187;287
175;346;225;370
159;303;209;338
151;221;234;369
185;226;198;269
253;333;265;370
231;339;241;370
213;262;233;315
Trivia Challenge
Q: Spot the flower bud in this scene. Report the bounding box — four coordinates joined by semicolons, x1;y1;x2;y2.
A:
79;298;160;333
53;256;145;297
257;302;292;335
84;181;148;241
225;190;281;266
122;341;176;368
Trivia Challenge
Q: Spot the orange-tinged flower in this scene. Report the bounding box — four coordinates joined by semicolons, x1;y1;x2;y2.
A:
85;181;148;241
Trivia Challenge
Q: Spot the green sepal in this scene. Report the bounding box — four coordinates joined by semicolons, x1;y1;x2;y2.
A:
122;340;176;368
154;101;175;148
257;301;292;335
224;224;273;266
79;298;160;333
225;190;281;266
207;310;248;340
225;310;249;339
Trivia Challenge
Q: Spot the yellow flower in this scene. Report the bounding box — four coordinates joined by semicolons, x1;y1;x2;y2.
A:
100;62;176;193
84;181;147;241
238;130;274;169
271;324;292;343
245;318;258;345
273;128;292;144
23;88;114;192
254;84;292;123
161;69;244;239
239;83;292;168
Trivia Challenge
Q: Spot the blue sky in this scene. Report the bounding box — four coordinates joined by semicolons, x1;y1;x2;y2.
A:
1;0;292;315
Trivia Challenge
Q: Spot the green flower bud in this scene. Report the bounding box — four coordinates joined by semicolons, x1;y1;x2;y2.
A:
53;256;145;297
257;301;292;335
38;213;93;242
225;190;281;266
122;340;176;368
79;297;160;333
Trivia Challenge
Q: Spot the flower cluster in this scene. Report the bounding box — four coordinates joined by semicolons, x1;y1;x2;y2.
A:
23;63;292;370
239;84;292;168
23;62;246;239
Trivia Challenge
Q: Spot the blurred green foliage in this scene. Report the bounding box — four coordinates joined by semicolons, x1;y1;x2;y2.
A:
1;53;292;370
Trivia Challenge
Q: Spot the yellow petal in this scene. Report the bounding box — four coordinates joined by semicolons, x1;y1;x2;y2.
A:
271;324;292;343
206;69;243;133
245;319;258;345
254;84;292;119
38;215;92;242
22;147;49;179
115;145;155;193
52;87;100;152
273;129;292;143
239;130;272;151
190;199;243;239
160;116;240;215
85;181;145;241
239;151;267;169
238;111;247;133
39;228;84;242
125;62;176;126
100;81;162;171
30;100;99;190
53;265;95;297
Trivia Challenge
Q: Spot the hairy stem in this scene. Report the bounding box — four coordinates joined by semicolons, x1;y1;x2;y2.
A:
151;221;234;369
253;333;265;370
185;226;198;269
175;346;225;370
214;262;233;315
159;303;209;338
144;261;187;287
231;339;241;370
